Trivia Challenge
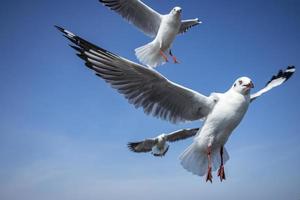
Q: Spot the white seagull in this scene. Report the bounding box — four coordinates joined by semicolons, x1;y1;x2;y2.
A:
99;0;201;68
56;26;296;182
128;128;199;157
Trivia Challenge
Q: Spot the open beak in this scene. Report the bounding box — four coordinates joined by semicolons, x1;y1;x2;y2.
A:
245;82;254;88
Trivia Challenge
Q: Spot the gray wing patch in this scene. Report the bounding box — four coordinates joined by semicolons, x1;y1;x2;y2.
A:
166;128;200;142
179;19;201;34
99;0;162;37
127;138;158;153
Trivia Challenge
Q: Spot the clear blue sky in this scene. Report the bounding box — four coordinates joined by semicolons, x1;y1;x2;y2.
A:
0;0;300;199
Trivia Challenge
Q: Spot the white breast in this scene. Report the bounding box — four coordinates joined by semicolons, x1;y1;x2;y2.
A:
195;91;250;148
155;15;181;50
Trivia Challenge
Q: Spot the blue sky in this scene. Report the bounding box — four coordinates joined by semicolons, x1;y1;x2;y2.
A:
0;0;300;199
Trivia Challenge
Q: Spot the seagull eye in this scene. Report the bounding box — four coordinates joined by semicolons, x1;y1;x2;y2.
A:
238;80;243;85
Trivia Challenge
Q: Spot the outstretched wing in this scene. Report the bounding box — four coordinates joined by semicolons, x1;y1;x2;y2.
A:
127;138;157;153
179;19;201;34
251;66;296;102
56;26;216;123
166;128;200;142
99;0;161;37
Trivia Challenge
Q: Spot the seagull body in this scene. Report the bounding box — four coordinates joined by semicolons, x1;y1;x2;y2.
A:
129;134;169;157
199;84;251;150
181;78;253;181
56;26;295;182
99;0;200;68
152;134;169;156
156;10;181;50
145;8;181;60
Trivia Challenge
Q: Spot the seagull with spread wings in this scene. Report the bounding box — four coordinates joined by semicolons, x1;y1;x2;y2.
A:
128;128;199;157
99;0;201;68
56;26;295;182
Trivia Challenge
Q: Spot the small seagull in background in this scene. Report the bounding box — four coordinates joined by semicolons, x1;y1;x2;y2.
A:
56;26;296;182
99;0;201;68
128;128;199;157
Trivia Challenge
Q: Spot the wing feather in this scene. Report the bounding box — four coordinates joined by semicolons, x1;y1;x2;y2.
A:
127;138;157;153
56;26;216;123
178;19;201;34
99;0;162;37
250;66;296;102
166;128;200;142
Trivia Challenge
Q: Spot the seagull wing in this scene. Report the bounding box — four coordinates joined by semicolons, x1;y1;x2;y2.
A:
99;0;161;37
127;138;158;153
251;66;296;102
56;26;217;123
166;128;200;142
178;19;201;34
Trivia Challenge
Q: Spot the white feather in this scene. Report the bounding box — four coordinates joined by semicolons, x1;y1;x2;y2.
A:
135;41;165;68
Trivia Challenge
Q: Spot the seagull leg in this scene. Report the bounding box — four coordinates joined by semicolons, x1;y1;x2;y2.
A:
169;49;179;64
159;50;169;62
217;146;226;182
206;146;213;183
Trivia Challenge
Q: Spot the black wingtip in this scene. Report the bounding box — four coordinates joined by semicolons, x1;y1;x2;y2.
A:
69;45;81;52
54;25;65;33
127;142;139;152
284;65;296;81
55;26;76;41
77;53;87;61
266;65;296;86
99;0;111;3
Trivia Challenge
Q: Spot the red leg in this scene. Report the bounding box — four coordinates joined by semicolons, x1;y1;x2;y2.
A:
217;146;226;182
169;49;179;64
159;50;169;62
206;146;213;183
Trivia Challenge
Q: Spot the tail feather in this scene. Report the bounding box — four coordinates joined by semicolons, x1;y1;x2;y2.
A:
135;42;166;68
179;143;207;176
179;143;230;177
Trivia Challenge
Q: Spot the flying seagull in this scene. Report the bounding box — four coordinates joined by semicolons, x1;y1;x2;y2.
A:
128;128;199;157
56;26;295;182
99;0;201;68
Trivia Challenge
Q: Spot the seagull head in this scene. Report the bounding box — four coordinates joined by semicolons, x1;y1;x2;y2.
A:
158;134;167;142
232;77;254;95
171;6;182;16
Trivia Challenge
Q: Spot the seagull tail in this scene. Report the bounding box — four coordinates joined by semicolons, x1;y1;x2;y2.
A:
179;143;229;177
135;41;165;68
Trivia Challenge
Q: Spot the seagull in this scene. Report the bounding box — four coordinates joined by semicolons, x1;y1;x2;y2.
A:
56;26;296;182
128;128;199;157
99;0;201;68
